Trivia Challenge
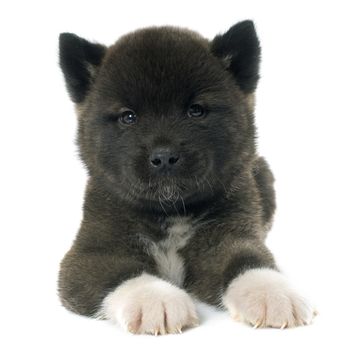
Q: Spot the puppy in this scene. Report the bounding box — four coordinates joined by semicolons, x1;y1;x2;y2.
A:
58;21;315;334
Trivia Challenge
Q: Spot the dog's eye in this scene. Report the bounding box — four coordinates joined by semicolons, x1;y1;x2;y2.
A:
187;104;206;118
119;110;137;125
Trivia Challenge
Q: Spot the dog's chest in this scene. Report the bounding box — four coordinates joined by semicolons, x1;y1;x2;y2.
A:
148;217;194;287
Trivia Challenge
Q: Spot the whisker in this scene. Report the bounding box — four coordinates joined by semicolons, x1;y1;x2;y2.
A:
180;194;186;216
204;177;214;194
194;175;200;191
212;173;228;194
158;196;169;216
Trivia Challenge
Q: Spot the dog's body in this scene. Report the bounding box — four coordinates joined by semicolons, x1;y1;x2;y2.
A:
58;22;314;333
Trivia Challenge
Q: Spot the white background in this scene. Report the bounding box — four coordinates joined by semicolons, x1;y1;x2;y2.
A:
1;0;349;349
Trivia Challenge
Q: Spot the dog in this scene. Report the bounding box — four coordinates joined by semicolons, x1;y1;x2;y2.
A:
58;20;315;334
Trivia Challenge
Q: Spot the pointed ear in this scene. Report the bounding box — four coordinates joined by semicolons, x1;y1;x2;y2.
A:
59;33;107;103
211;20;261;93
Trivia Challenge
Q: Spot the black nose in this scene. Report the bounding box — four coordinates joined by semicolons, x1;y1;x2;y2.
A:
150;147;179;169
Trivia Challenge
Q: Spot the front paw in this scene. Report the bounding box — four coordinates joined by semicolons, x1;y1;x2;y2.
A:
223;268;316;328
99;273;198;335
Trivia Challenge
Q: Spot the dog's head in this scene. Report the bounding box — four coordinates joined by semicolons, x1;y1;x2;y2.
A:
59;21;260;211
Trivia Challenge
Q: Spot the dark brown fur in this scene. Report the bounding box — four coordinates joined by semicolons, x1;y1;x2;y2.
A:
58;21;277;316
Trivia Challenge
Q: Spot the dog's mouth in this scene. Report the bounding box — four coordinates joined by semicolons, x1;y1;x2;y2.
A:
147;178;185;202
134;173;218;202
119;171;225;215
118;155;217;208
123;175;191;202
144;178;192;215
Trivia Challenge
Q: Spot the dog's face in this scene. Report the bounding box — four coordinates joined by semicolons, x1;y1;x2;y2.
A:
59;22;260;209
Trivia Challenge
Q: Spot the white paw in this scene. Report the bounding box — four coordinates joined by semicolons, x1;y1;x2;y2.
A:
99;273;198;335
223;268;316;328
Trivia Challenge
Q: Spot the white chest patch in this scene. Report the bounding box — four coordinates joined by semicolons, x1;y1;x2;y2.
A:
147;217;194;287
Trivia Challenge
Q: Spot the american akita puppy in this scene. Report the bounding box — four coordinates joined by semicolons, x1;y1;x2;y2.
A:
58;20;315;334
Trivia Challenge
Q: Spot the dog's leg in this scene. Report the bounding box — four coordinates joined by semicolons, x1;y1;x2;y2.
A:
220;241;315;328
185;236;315;328
100;273;198;334
59;249;198;335
223;266;315;328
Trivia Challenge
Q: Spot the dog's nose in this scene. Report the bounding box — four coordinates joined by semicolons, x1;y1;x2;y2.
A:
150;147;179;169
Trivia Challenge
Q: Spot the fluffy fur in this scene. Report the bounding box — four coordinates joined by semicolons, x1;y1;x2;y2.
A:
223;268;314;328
58;20;315;333
98;273;198;334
